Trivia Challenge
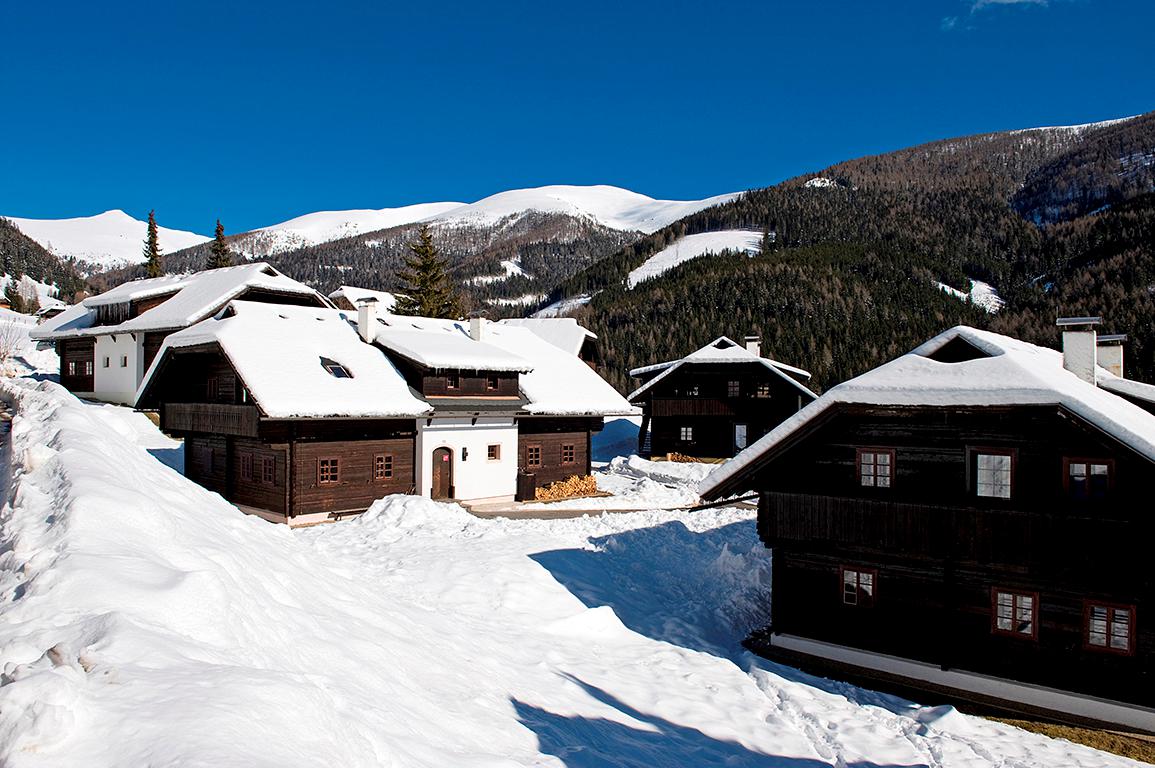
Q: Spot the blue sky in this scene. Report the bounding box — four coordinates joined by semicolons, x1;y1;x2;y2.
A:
1;0;1151;234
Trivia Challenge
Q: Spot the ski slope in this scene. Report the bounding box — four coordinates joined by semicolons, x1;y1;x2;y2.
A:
6;210;210;270
936;278;1006;314
627;230;762;288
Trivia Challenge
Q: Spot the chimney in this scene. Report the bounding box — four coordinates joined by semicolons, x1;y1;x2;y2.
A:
744;335;761;357
469;316;485;342
1057;316;1101;384
357;298;378;344
1097;334;1126;378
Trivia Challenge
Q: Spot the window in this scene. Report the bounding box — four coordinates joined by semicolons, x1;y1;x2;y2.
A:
239;453;253;481
526;445;542;468
857;449;894;488
992;589;1037;639
374;454;393;481
486;374;499;390
487;444;501;461
207;377;219;401
684;385;700;397
1065;458;1113;499
67;361;77;376
318;457;340;484
83;361;93;376
446;373;460;390
841;567;876;607
727;380;741;398
120;355;128;368
561;443;576;465
755;383;771;398
1085;602;1134;654
680;426;694;442
103;356;110;368
261;456;275;484
976;451;1013;499
320;357;351;379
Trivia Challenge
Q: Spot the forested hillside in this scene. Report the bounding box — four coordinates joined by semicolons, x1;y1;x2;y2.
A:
0;217;86;300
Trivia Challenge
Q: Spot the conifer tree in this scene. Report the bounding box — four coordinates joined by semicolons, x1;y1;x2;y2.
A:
143;210;163;278
393;224;460;318
207;219;233;269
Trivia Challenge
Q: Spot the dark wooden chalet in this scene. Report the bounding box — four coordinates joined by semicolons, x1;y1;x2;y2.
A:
629;336;816;460
700;322;1155;733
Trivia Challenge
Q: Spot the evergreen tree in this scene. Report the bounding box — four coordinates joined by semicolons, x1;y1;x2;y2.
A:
393;225;460;318
207;219;233;269
4;282;24;314
143;210;163;278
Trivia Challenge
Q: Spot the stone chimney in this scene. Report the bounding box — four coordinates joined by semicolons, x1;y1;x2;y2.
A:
357;298;378;344
744;335;761;357
1057;316;1101;384
1097;334;1126;378
469;316;485;342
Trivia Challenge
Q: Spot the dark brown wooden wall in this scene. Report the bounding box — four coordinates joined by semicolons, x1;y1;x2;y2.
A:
142;331;168;374
131;293;176;318
228;437;287;514
57;338;95;392
421;372;519;397
518;418;595;484
292;438;415;515
185;434;228;494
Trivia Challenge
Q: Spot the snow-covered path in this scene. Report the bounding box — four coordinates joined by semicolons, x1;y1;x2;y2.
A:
0;377;1141;767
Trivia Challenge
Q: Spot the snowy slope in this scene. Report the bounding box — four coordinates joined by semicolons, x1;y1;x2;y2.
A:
0;378;1135;767
627;230;761;288
936;278;1005;313
7;210;210;270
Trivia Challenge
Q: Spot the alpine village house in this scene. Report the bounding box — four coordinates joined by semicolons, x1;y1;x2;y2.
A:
699;320;1154;733
629;336;816;459
135;295;635;525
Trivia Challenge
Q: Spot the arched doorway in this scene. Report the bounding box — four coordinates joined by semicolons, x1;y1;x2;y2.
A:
431;447;454;499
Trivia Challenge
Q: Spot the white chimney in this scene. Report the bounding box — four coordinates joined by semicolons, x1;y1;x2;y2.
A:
469;316;484;342
1057;316;1100;385
1097;334;1126;378
357;298;378;344
744;335;761;357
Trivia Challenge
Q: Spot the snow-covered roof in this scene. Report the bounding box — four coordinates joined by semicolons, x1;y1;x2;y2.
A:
700;326;1155;499
373;316;533;373
31;263;327;340
628;336;815;403
329;285;398;312
1097;371;1155;405
497;317;596;357
138;302;429;419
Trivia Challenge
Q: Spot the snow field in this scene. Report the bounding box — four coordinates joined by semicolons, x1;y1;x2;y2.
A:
627;230;762;289
7;210;210;270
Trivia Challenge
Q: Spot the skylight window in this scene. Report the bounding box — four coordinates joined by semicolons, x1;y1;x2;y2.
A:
321;357;353;379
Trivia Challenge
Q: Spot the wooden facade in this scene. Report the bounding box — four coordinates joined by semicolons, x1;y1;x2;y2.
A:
517;417;598;485
733;403;1153;717
57;338;95;392
420;371;520;398
633;361;812;459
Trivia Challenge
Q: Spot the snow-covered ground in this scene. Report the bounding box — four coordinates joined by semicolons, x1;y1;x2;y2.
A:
468;259;530;285
0;329;1138;767
532;293;594;318
936;279;1005;313
627;230;761;289
486;293;546;307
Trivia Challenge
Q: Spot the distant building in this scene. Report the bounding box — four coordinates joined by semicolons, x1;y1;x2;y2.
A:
628;336;816;459
700;321;1154;733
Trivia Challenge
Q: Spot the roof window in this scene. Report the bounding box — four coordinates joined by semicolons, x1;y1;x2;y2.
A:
321;357;352;379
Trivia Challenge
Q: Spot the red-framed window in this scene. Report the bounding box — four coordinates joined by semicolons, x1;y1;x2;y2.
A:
856;448;894;488
841;566;877;607
526;444;542;468
1064;458;1114;499
239;453;253;482
1084;602;1135;655
318;457;340;484
561;443;576;465
974;448;1014;499
261;456;275;484
374;454;393;481
992;588;1038;639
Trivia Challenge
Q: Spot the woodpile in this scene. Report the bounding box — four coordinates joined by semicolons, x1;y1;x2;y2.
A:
534;475;598;501
666;452;699;463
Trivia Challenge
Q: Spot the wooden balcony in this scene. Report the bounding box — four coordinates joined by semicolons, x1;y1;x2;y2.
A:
163;402;260;437
652;397;738;417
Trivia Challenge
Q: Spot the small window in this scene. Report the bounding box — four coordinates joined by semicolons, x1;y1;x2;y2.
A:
321;357;352;379
446;373;460;390
83;361;94;376
1085;602;1135;655
1065;458;1113;499
976;451;1013;499
239;453;253;482
680;426;694;441
68;361;77;376
207;377;219;401
486;374;499;390
857;448;894;488
992;589;1037;639
526;445;542;468
121;355;128;368
684;385;700;397
318;457;340;484
487;444;501;461
374;453;393;480
261;456;275;484
102;356;110;368
841;567;876;607
755;383;771;398
561;443;576;465
727;380;741;398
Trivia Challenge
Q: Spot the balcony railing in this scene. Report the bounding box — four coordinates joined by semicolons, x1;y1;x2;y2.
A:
163;402;260;437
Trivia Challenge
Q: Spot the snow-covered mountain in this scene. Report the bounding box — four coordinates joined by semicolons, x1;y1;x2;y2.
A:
6;210;210;271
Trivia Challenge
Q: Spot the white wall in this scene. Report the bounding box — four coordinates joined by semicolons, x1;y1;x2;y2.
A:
416;418;518;502
93;333;143;405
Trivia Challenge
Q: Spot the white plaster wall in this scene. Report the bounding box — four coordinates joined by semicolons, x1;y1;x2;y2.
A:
1061;330;1097;383
93;334;143;405
416;417;518;501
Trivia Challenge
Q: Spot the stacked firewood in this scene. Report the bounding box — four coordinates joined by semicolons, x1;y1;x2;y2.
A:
534;475;598;501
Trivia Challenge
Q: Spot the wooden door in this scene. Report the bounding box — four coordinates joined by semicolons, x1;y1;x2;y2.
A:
432;447;454;499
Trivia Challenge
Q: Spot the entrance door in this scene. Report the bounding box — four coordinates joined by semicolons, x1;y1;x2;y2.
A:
734;423;748;452
431;447;454;499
